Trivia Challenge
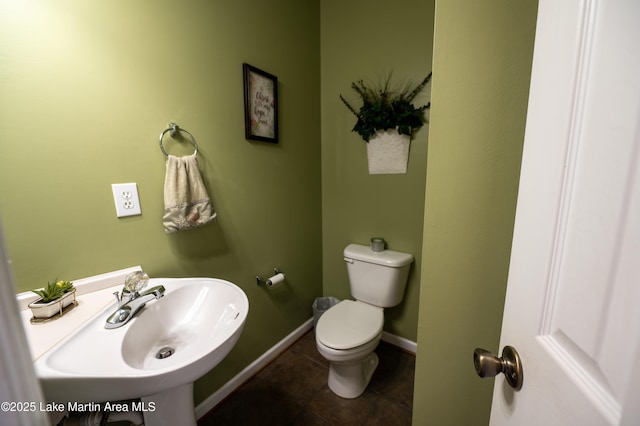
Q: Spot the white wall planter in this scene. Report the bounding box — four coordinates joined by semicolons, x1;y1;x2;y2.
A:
366;129;411;174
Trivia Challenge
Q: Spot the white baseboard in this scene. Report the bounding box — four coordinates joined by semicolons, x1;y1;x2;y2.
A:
195;318;417;420
381;331;417;354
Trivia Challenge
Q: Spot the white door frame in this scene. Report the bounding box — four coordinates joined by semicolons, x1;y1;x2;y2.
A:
0;223;49;426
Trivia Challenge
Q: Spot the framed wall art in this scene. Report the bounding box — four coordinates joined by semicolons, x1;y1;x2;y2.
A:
243;63;278;143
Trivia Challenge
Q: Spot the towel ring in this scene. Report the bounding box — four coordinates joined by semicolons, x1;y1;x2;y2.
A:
159;122;198;158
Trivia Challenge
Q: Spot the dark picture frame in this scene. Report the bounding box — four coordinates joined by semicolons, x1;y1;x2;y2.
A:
243;63;278;143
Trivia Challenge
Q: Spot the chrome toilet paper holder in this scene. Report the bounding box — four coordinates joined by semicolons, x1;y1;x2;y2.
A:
256;268;284;286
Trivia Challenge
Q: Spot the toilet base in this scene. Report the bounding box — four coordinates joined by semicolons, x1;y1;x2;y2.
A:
327;352;379;399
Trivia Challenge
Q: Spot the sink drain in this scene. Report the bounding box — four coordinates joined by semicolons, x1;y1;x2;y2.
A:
156;346;175;359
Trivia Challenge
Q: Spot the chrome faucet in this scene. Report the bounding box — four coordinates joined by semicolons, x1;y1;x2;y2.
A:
105;285;165;329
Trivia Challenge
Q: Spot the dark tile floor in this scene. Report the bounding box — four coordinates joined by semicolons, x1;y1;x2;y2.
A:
198;330;415;426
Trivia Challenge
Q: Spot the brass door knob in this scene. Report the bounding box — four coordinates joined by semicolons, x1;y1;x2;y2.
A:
473;346;523;390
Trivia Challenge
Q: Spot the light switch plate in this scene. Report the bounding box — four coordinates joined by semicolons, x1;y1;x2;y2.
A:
111;183;142;217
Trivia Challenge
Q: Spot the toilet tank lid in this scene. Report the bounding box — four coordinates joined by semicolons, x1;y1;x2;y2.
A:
344;244;414;267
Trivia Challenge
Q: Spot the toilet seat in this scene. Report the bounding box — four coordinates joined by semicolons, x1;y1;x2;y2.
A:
316;300;383;350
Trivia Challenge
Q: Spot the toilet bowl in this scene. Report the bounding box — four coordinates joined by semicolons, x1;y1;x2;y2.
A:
315;300;384;398
315;243;413;399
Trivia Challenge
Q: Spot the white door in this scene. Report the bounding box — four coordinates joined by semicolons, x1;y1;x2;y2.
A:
487;0;640;425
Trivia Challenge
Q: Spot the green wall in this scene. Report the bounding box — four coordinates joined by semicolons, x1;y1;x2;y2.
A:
413;1;538;425
0;0;321;405
1;0;539;421
320;0;435;341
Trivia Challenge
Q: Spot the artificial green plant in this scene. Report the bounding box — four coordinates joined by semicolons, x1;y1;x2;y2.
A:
32;279;75;303
339;72;432;142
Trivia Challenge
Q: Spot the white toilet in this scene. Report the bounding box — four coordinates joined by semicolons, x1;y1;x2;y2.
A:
315;243;413;398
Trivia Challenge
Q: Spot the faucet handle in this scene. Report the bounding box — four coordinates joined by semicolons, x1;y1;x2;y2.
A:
124;271;149;293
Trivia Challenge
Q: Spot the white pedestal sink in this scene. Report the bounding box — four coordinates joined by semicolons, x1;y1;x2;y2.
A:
34;278;249;425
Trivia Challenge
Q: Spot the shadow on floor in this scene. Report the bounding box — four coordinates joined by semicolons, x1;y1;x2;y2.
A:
198;330;415;425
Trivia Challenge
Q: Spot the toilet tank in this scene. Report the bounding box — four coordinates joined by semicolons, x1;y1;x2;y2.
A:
344;244;413;308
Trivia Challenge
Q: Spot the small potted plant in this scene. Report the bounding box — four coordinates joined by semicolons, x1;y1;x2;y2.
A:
29;279;76;319
340;72;431;174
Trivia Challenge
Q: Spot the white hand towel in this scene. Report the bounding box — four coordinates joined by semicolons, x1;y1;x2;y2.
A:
163;154;216;234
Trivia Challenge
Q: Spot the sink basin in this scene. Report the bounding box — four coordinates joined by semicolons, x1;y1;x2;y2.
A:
34;278;248;424
121;282;243;371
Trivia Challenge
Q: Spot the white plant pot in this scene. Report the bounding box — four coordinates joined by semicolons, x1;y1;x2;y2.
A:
366;129;410;174
28;289;76;319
